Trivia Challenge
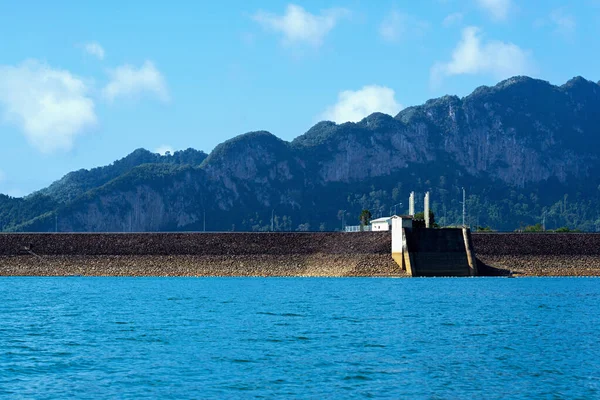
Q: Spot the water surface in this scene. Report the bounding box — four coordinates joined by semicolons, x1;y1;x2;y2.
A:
1;277;598;399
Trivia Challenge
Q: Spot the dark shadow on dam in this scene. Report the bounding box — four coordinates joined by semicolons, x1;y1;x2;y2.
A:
475;258;512;277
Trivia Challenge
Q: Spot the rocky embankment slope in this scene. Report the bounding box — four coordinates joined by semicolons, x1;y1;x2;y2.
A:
0;232;402;277
473;233;600;276
1;232;600;277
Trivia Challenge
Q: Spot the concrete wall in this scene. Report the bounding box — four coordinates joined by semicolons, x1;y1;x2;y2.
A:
371;222;390;231
404;228;472;277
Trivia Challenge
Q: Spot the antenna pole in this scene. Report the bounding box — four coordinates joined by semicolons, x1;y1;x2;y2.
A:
543;211;546;232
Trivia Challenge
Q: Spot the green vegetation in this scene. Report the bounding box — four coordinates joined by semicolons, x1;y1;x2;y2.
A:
523;223;544;232
359;209;372;230
4;76;600;233
37;148;207;204
413;210;438;228
553;227;582;233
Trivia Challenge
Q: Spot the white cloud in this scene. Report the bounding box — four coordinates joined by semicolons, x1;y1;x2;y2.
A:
534;8;576;39
0;60;97;153
155;145;174;155
252;4;348;47
379;11;429;42
430;27;535;86
84;42;105;60
102;61;169;102
550;8;576;37
476;0;511;21
321;85;403;124
443;12;464;27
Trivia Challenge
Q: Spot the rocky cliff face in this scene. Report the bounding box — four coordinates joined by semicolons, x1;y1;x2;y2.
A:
396;76;600;186
4;76;600;232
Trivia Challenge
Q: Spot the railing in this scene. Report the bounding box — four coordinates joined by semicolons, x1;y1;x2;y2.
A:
344;225;371;232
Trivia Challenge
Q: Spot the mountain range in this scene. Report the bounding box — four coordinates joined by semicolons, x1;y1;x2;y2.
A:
2;75;600;232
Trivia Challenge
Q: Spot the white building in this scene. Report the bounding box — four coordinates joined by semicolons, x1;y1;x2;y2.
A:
370;216;393;231
371;215;413;231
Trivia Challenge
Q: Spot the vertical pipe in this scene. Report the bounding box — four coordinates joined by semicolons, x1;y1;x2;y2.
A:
424;192;430;228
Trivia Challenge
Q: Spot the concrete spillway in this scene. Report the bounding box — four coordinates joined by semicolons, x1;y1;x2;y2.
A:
391;220;476;277
403;228;476;277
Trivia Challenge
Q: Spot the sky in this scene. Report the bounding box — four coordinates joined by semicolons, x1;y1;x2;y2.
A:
1;0;599;196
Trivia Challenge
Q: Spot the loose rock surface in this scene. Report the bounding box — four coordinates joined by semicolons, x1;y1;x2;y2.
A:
1;232;599;277
473;233;600;276
0;232;404;277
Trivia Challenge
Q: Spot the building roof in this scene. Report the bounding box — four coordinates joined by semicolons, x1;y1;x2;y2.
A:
392;215;414;219
371;215;414;224
370;217;393;223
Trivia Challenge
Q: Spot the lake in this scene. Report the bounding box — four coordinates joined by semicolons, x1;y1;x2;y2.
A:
1;277;598;399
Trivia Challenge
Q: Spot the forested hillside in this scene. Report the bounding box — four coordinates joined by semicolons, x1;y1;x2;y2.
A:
3;76;600;232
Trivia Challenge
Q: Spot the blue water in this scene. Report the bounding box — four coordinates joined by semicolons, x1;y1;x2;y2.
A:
1;278;599;399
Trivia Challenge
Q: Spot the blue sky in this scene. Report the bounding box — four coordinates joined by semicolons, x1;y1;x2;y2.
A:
1;0;599;196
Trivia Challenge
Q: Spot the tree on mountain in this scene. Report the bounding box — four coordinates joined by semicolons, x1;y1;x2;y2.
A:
554;226;580;233
524;223;543;232
359;209;372;231
296;223;310;232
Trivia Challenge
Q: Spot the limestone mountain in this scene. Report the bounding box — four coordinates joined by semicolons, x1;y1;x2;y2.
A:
3;75;600;232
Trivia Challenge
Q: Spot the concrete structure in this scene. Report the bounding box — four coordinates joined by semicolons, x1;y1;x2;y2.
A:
371;217;392;231
391;216;414;273
403;228;476;277
409;192;415;216
371;215;414;231
391;215;477;277
424;192;430;228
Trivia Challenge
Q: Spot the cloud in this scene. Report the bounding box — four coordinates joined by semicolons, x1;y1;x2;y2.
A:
321;85;403;124
430;27;535;86
102;61;169;102
252;4;349;47
155;145;174;155
550;8;576;37
379;11;429;42
476;0;511;21
534;8;576;40
443;12;464;27
84;42;105;60
0;60;97;153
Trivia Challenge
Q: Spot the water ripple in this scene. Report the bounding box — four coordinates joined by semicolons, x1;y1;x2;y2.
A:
0;277;598;399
